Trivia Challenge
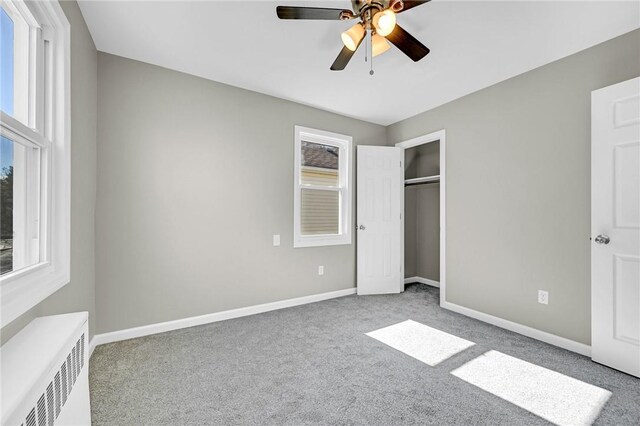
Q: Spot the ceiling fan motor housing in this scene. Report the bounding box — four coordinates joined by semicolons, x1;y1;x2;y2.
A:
353;0;386;17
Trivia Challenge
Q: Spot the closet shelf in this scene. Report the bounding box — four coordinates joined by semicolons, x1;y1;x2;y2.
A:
405;175;440;186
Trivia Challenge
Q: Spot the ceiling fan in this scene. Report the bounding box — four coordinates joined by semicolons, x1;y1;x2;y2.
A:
276;0;431;71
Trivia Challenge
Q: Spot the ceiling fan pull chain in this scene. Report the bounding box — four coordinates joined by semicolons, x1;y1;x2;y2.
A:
370;31;375;76
365;31;368;63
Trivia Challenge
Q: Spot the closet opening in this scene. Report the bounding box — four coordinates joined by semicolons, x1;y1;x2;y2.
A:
396;130;446;304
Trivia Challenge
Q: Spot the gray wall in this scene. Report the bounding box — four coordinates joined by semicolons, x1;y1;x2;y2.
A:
404;189;417;278
405;142;439;180
415;185;440;281
1;0;97;344
388;29;640;345
404;143;440;282
95;53;386;333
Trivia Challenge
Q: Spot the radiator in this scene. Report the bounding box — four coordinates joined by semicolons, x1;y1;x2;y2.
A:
1;312;91;426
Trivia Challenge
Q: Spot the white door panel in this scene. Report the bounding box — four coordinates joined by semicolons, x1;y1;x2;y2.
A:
591;77;640;378
357;146;402;295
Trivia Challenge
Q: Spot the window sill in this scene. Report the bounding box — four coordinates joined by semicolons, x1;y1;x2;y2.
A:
294;235;352;248
1;260;70;326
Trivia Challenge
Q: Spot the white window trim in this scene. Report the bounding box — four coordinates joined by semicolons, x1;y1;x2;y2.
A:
293;125;352;248
0;0;70;327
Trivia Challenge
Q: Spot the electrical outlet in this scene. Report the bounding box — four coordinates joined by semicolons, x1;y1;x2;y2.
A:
318;265;324;276
538;290;549;305
273;235;280;246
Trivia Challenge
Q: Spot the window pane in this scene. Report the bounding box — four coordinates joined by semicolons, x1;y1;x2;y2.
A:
1;135;40;275
1;137;14;274
301;189;339;235
0;7;14;116
300;141;339;186
0;4;29;123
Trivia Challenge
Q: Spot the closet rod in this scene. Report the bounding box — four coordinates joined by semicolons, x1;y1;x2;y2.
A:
405;181;440;187
404;175;440;187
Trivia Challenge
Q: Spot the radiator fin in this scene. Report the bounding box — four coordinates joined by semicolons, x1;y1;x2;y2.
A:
80;334;85;368
46;382;54;426
60;362;68;406
36;394;46;425
54;372;61;418
26;409;36;426
53;371;62;418
20;334;85;426
71;348;77;386
66;354;72;390
75;339;81;377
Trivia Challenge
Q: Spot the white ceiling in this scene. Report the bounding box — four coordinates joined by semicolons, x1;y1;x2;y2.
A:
77;1;639;125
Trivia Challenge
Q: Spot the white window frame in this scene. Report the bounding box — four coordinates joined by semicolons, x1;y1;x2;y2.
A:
0;0;70;326
294;125;352;248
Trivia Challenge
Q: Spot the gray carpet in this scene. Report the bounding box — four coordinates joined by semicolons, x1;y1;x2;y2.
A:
90;285;640;425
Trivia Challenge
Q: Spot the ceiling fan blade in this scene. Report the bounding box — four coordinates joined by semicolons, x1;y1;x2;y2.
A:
330;46;358;71
398;0;431;13
385;24;430;62
276;6;350;20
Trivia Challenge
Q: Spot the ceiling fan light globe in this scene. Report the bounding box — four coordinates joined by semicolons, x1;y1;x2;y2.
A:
341;23;365;51
372;34;391;57
373;9;396;37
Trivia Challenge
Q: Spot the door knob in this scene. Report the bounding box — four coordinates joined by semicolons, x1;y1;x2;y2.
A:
594;235;610;245
359;225;366;231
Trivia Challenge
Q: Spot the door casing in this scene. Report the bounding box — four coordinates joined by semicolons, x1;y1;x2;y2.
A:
395;130;447;303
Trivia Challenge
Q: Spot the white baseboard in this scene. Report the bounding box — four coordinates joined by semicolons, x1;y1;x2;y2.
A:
89;336;97;358
89;288;357;353
404;276;440;288
440;300;591;357
88;287;590;359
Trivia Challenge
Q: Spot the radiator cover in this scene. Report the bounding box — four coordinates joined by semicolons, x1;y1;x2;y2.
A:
1;312;91;426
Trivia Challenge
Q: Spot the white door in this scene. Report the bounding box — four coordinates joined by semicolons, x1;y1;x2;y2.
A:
357;146;403;295
591;77;640;378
